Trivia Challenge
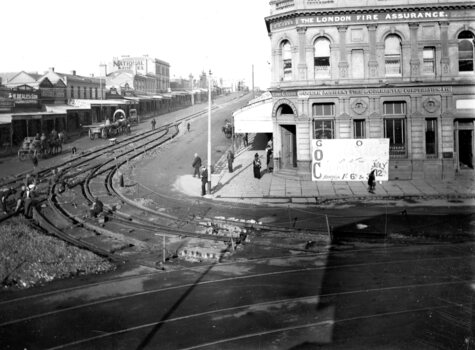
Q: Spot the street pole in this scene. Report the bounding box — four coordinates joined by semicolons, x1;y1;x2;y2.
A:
252;64;255;99
207;70;212;194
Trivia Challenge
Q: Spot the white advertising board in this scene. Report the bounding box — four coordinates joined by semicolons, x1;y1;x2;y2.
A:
311;139;389;181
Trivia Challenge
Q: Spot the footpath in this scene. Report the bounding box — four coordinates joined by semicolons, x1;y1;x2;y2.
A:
173;134;475;207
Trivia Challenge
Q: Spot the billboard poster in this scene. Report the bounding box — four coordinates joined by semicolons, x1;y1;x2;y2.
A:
311;139;389;181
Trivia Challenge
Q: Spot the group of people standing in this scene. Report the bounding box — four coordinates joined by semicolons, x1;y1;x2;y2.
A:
253;138;273;179
1;175;38;218
192;153;208;196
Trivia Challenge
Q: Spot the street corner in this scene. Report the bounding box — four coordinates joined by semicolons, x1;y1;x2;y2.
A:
172;174;204;197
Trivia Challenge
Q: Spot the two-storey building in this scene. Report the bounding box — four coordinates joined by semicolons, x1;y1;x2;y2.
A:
261;0;475;180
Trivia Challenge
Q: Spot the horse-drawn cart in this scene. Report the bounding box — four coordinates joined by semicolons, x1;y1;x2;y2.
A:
83;118;130;140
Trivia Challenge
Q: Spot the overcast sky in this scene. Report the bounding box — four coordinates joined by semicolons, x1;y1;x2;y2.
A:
0;0;272;89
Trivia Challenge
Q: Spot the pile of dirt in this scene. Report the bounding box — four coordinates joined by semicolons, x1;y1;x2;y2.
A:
0;218;115;289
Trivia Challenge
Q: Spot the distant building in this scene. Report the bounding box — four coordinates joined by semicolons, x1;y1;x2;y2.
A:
109;55;170;93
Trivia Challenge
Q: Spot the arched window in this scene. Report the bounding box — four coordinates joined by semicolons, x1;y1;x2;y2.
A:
314;37;331;78
282;40;292;81
385;35;402;76
458;31;474;72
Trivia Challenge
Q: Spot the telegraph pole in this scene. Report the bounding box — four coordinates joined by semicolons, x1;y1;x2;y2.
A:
207;70;212;194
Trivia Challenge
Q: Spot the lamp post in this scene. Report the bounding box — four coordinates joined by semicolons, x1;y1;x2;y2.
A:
207;70;212;194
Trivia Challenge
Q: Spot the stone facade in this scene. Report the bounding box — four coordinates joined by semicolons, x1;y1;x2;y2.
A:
265;0;475;179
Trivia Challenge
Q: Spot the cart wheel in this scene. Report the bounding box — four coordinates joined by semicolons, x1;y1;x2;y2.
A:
18;151;27;161
89;130;95;140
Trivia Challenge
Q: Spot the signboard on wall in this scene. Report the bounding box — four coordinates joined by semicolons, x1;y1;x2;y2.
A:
311;139;389;181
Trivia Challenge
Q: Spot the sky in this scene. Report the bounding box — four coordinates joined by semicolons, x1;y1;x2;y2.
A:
0;0;272;89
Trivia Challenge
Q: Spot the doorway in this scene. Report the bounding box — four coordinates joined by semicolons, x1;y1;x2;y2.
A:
280;124;297;168
458;129;473;169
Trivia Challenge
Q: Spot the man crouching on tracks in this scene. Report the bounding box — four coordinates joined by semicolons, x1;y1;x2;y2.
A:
89;197;104;218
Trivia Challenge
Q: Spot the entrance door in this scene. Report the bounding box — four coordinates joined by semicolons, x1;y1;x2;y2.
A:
281;124;297;168
458;129;474;169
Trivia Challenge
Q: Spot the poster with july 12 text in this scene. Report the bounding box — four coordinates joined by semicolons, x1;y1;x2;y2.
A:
311;139;389;181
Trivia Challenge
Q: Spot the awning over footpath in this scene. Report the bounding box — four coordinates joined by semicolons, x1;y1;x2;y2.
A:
233;99;273;133
0;112;66;121
44;104;91;114
0;114;12;125
69;99;138;108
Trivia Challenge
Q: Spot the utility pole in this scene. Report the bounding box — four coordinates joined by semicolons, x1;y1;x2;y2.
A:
252;64;255;99
207;70;212;194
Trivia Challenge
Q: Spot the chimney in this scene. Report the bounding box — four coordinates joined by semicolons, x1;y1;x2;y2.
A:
49;67;55;72
71;70;76;76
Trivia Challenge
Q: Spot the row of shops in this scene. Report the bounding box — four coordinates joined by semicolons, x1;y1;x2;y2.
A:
0;89;211;151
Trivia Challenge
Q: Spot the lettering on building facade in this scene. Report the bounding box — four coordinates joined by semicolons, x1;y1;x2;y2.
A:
270;10;451;30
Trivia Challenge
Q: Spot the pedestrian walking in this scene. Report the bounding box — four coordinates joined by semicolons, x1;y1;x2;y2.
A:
253;153;261;179
266;142;273;170
243;133;248;147
151;118;156;130
227;150;234;173
192;153;202;177
200;166;208;196
187;122;191;132
368;169;376;193
267;148;274;173
32;154;38;172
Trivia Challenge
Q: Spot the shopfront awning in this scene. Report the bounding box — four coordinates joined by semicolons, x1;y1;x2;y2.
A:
0;114;12;125
44;104;91;113
233;100;273;133
8;112;66;121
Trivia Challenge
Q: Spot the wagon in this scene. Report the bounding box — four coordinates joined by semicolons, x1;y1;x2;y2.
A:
17;137;39;161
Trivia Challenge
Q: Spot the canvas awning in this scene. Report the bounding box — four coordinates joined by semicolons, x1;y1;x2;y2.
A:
233;100;273;133
44;104;91;113
0;114;12;125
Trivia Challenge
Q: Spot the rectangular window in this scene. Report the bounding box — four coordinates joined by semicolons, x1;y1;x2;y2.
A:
384;102;407;158
351;50;364;79
312;103;334;116
70;86;74;98
423;47;435;74
383;101;406;115
384;118;406;158
425;118;437;157
353;119;366;138
314;120;335;139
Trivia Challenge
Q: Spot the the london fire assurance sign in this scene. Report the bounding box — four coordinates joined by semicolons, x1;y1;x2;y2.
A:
311;139;389;182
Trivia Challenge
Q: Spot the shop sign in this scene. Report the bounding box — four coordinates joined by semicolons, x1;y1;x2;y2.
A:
271;10;451;30
10;85;39;105
40;88;66;99
299;86;452;97
311;138;389;181
0;98;14;112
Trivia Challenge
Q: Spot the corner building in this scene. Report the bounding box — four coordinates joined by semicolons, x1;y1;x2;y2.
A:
265;0;475;180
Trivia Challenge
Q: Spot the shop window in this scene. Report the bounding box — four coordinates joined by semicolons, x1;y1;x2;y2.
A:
458;31;474;72
282;40;292;81
353;119;366;138
351;49;364;79
423;47;435;74
314;37;331;78
425;118;437;158
384;35;402;76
